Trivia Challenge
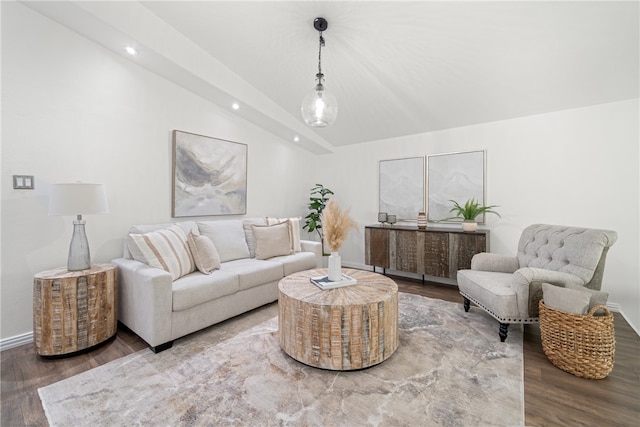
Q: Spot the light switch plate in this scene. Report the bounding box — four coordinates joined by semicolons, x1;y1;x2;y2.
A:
13;175;34;189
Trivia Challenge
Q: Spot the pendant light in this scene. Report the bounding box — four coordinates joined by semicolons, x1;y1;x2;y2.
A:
301;17;338;127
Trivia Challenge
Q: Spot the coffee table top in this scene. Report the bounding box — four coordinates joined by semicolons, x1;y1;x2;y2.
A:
278;268;398;305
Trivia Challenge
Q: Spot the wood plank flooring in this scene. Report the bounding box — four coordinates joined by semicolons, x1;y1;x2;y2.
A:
2;275;638;426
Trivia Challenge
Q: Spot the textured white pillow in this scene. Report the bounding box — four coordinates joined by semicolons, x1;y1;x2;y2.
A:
542;283;591;315
242;218;266;258
187;231;221;274
129;225;195;280
265;217;302;252
252;221;293;260
197;220;250;262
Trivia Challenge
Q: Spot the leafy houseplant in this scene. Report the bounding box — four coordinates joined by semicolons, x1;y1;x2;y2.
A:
447;198;500;232
303;184;334;253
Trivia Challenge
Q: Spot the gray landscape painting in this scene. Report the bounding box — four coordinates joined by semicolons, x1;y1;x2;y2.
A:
427;150;484;222
173;131;247;217
379;157;425;221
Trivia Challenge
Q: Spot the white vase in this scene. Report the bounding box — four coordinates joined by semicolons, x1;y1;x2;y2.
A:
328;252;342;281
462;220;478;232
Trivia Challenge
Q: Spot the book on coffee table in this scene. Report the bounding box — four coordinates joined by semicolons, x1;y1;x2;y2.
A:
310;274;357;290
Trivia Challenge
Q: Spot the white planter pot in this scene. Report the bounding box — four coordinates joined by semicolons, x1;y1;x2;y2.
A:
328;252;342;281
462;221;478;232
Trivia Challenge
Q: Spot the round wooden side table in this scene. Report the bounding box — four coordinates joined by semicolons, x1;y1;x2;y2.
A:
278;268;398;370
33;263;117;356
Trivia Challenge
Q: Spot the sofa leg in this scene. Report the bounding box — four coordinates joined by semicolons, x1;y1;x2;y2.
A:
151;341;174;353
499;323;509;342
463;297;470;312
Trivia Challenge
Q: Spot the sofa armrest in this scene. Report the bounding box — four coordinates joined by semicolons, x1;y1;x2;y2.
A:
471;253;519;273
301;240;323;268
511;267;585;317
111;258;173;347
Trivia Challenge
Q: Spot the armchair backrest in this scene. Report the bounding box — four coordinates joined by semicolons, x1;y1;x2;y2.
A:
517;224;617;290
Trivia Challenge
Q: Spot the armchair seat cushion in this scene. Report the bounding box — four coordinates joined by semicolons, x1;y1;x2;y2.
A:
458;270;519;320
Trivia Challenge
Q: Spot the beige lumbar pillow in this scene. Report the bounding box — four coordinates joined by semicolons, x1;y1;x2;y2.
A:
252;221;292;260
564;282;608;311
187;231;221;274
542;283;591;315
265;217;302;252
129;224;195;280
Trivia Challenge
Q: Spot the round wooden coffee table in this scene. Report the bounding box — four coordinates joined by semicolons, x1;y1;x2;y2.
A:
278;268;398;370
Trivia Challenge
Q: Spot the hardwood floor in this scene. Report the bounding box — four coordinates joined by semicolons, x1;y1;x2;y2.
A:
2;275;638;426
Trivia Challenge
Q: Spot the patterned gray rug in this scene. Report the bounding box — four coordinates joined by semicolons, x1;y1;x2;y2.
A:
39;293;524;426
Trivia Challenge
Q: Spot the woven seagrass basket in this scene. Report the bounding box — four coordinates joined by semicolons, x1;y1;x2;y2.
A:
539;300;615;379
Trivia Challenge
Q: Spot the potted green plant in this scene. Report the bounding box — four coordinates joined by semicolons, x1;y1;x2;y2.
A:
447;198;500;232
303;184;334;254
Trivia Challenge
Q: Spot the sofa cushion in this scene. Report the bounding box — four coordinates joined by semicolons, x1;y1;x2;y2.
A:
252;221;292;260
187;231;221;274
542;283;590;315
265;217;302;252
172;270;239;312
126;221;199;260
129;225;196;280
198;220;250;262
242;218;266;258
220;258;283;291
270;251;318;276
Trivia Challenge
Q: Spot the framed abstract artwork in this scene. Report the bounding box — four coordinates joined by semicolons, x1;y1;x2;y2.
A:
426;150;485;223
379;157;425;221
172;130;247;217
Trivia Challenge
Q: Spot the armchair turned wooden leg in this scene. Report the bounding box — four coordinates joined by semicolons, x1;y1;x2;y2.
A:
463;297;470;312
499;323;509;342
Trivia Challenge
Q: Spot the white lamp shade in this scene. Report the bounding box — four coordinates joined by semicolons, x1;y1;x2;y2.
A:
49;183;109;216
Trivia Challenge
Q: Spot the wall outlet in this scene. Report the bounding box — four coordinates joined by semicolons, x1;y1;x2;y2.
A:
13;175;34;189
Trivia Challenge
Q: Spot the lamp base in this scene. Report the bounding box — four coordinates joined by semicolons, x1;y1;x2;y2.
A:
67;219;91;271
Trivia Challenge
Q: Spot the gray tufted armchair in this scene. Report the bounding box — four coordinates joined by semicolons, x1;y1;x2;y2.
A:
457;224;617;341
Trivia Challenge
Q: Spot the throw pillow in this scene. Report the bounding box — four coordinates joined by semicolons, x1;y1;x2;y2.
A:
252;221;292;260
265;217;302;252
187;231;221;274
197;220;250;263
542;283;591;315
564;282;609;312
129;225;195;280
242;218;266;258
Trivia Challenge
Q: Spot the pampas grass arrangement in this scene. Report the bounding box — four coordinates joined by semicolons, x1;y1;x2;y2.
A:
322;200;358;253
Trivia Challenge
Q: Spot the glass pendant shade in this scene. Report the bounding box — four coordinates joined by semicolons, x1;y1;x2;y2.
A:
301;84;338;127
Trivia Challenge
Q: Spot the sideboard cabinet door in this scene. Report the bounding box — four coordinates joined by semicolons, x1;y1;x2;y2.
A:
365;227;390;268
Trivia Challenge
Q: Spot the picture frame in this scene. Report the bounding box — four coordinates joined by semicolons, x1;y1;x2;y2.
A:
379;157;425;221
426;150;486;223
172;130;247;217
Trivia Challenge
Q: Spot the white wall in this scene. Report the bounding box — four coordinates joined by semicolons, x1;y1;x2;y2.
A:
1;3;315;340
320;99;639;332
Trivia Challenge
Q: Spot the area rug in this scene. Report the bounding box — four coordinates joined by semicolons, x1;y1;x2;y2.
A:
39;293;524;426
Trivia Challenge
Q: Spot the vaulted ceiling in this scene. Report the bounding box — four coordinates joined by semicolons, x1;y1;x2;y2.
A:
23;1;639;154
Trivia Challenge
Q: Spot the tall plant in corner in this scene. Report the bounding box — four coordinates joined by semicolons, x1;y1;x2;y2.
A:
303;184;334;254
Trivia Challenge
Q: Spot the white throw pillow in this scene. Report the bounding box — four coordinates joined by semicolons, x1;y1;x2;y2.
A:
242;218;266;258
265;217;302;252
129;225;195;280
187;231;221;274
197;220;250;263
542;283;591;315
252;221;293;260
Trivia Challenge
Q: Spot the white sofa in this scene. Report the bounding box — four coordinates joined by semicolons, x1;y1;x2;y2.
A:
111;218;321;352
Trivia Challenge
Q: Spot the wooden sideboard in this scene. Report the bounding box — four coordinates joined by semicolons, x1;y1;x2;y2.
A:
364;224;489;280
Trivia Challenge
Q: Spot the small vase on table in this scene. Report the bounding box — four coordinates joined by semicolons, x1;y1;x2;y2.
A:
328;252;342;281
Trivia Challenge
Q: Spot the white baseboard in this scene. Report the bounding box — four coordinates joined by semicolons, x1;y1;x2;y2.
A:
0;331;33;352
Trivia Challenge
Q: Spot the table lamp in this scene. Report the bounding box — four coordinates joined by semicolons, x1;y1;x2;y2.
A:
49;183;109;271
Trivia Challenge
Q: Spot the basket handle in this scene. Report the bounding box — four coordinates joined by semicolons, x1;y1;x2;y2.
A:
587;304;611;317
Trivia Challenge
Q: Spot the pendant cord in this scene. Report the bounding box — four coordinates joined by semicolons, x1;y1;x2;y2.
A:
317;32;325;84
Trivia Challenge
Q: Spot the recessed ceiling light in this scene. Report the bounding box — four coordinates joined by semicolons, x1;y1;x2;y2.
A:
125;46;137;55
232;102;240;110
293;136;300;142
